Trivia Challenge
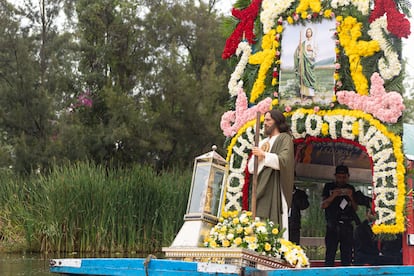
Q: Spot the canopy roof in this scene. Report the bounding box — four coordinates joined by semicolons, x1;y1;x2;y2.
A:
294;125;414;183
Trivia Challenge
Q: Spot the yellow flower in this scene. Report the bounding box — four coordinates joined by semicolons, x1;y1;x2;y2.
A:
265;242;272;251
255;221;266;227
301;12;308;19
336;15;343;22
276;25;283;33
324;9;332;18
272;228;279;235
233;218;240;224
222;239;230;247
337;16;380;95
234;237;242;246
321;123;329;136
248;30;277;103
236;226;243;234
352;122;359;136
244;227;253;235
287;16;294;24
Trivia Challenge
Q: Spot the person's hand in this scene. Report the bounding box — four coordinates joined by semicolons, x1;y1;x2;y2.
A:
334;188;351;197
331;189;342;197
342;188;352;197
251;146;265;161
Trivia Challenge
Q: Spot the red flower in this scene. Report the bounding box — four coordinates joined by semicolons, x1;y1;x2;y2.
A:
369;0;411;38
222;0;262;59
242;154;252;210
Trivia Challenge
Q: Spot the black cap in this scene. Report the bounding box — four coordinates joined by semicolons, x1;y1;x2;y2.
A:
335;165;349;175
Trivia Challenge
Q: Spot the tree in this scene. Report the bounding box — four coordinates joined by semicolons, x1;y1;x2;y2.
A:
0;0;78;174
140;0;230;169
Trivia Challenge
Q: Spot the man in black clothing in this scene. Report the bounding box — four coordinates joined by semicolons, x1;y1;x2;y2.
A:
321;165;358;266
354;209;402;265
289;185;310;245
354;209;381;265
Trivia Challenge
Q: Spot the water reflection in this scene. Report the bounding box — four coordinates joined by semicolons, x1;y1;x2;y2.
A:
0;252;153;275
0;253;55;275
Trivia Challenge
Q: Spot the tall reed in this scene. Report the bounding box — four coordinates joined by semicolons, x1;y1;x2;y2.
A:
0;162;191;253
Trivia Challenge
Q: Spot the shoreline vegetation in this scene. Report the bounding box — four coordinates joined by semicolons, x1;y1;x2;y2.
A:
0;162;191;254
0;162;327;259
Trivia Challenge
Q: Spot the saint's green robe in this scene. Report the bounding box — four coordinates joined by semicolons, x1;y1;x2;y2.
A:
255;133;295;228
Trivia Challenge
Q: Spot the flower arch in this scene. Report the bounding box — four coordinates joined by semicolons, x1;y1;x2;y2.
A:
224;108;405;234
220;0;410;235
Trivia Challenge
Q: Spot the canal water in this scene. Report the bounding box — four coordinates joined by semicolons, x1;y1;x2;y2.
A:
0;252;151;275
0;253;57;275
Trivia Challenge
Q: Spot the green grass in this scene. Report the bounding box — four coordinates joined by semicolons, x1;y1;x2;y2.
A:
0;162;191;253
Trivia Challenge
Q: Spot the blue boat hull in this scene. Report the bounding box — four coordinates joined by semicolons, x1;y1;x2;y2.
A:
49;258;256;275
50;258;414;276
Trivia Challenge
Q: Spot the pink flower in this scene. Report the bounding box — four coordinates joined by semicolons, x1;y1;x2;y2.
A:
335;63;341;69
285;106;292;112
273;91;278;97
336;73;405;123
313;106;320;113
220;89;273;137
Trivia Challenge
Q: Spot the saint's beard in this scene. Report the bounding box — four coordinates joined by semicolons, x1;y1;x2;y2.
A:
264;123;277;136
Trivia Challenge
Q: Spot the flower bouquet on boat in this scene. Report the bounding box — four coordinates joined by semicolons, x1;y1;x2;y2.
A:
204;210;309;269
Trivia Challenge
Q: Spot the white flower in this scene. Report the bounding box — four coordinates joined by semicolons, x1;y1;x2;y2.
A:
368;15;401;80
331;0;369;15
228;41;251;96
260;0;295;34
256;225;267;234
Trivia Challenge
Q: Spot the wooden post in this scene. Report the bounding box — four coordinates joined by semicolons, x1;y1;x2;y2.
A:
252;111;261;218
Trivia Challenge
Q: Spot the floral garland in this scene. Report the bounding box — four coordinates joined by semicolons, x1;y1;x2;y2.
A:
260;0;296;34
295;0;321;14
330;0;370;15
337;16;380;95
248;28;280;103
225;109;405;234
221;0;262;59
228;41;252;96
369;0;411;39
336;73;405;123
368;15;401;80
220;88;273;137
